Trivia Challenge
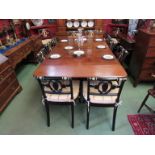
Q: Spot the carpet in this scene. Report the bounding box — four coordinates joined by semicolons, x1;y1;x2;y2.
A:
128;114;155;135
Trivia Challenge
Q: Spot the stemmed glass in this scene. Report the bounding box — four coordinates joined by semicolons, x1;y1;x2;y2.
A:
76;33;84;50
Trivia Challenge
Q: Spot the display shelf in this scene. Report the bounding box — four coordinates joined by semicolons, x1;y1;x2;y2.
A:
31;24;56;30
108;23;128;27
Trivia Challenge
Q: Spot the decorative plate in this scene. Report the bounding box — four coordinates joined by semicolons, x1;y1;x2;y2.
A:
102;54;114;60
60;39;68;42
26;22;31;30
97;45;106;49
64;46;74;50
81;21;87;27
73;50;85;57
88;20;94;27
95;38;103;42
66;21;73;28
50;53;61;59
73;21;80;28
31;19;44;26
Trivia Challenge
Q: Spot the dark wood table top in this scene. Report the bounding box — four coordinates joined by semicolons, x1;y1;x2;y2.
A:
34;36;127;79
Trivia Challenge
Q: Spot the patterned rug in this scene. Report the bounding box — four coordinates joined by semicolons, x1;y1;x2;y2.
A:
128;114;155;135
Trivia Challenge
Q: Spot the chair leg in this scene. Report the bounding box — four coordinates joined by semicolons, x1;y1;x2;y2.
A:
137;93;150;113
112;106;118;131
71;104;74;128
86;104;90;129
45;102;50;127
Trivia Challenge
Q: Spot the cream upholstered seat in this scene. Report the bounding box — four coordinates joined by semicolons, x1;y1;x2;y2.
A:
42;39;52;45
83;81;119;104
44;80;79;103
84;78;126;131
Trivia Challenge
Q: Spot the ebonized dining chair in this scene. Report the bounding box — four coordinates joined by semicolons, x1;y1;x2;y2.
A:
37;77;78;128
105;33;119;51
137;83;155;113
114;45;128;65
84;77;126;131
37;47;47;63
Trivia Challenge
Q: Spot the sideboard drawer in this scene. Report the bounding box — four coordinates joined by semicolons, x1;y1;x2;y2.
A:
149;37;155;47
142;58;155;69
0;72;16;92
0;80;19;108
0;67;12;82
146;48;155;57
139;69;155;80
0;60;10;72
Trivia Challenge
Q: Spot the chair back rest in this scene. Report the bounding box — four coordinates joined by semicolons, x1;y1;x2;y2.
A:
87;77;126;103
37;47;46;63
38;77;73;100
115;45;128;64
105;33;119;51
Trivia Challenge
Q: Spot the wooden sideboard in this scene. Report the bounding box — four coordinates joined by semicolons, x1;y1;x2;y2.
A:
26;35;43;63
56;19;104;37
0;35;43;112
0;54;22;113
4;35;43;68
129;29;155;86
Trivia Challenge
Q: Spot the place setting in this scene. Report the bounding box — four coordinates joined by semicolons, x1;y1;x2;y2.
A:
49;53;61;59
72;50;85;57
96;45;106;49
64;46;74;50
101;54;115;60
60;39;68;43
95;38;103;42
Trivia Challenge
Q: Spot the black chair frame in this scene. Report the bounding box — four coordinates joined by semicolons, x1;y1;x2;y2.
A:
137;84;155;114
37;76;75;128
86;77;126;131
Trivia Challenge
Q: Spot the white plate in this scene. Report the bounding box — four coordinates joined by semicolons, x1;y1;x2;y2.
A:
64;46;74;50
95;38;103;42
102;54;114;60
88;20;94;27
31;19;43;26
26;22;31;30
66;21;73;28
81;21;87;27
60;39;68;42
73;50;85;56
50;54;61;59
73;21;80;28
97;45;106;49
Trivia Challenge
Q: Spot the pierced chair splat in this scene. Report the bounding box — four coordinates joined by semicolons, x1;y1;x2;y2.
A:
84;77;126;131
114;45;128;65
37;77;78;128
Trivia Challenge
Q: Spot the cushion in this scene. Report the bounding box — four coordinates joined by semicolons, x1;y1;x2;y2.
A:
42;39;52;45
83;81;119;104
44;80;79;103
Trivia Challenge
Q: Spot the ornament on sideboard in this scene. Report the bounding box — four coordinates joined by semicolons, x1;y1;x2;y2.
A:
39;29;49;38
147;20;155;32
25;22;31;30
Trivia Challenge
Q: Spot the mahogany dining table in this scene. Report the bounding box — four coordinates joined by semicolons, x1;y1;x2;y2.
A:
33;35;127;101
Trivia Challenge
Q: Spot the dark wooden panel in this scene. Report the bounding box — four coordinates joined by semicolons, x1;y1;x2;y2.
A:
146;48;155;57
129;29;155;86
142;58;155;69
139;69;155;80
0;79;21;112
0;72;16;93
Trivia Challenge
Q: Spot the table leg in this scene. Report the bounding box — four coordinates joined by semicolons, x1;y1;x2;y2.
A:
75;79;86;103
